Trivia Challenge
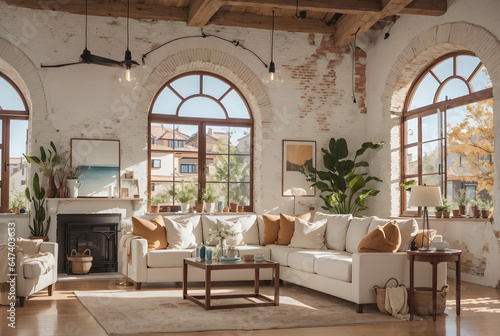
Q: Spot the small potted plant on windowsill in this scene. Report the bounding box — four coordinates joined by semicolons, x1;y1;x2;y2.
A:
202;185;218;213
454;189;470;217
148;194;166;213
479;199;493;219
469;199;482;218
9;189;26;214
170;181;197;213
434;198;451;218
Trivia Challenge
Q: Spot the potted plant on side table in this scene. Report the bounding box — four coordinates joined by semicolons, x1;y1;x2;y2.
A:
25;173;51;242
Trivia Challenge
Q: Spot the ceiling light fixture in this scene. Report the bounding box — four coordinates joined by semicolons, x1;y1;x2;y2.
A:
41;0;122;68
119;0;140;87
295;0;307;19
262;10;283;88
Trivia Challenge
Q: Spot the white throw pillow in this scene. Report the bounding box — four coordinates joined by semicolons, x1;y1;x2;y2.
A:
368;216;390;233
289;217;327;249
216;219;246;246
163;217;198;249
345;217;373;253
314;212;352;251
395;218;419;252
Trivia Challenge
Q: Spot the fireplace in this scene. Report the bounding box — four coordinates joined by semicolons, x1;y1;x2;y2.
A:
57;214;120;273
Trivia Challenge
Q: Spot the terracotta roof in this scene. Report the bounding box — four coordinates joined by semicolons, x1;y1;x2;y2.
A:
151;144;198;152
150;125;190;141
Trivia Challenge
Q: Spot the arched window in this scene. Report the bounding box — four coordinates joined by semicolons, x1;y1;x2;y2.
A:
149;72;253;211
0;72;29;213
401;52;493;215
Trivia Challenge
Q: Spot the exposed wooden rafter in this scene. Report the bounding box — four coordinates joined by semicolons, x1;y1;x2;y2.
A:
4;0;447;47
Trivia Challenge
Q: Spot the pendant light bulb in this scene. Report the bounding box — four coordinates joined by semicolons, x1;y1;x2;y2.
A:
262;10;283;88
119;0;139;88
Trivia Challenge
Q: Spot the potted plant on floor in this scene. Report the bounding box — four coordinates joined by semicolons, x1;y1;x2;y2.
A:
25;173;51;241
454;189;470;216
479;199;493;218
170;181;197;213
301;137;385;215
24;141;61;198
202;184;218;213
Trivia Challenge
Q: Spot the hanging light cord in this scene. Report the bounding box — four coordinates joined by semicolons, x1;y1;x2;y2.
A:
350;27;360;104
126;0;130;51
271;10;275;63
85;0;88;49
142;33;267;68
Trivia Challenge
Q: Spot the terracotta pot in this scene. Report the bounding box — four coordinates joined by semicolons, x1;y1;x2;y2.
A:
223;207;229;212
435;211;443;218
458;204;468;216
29;236;49;242
481;210;490;219
195;202;204;213
230;203;239;212
471;206;481;218
443;211;451;218
150;205;160;213
238;205;245;212
452;209;460;217
46;175;57;198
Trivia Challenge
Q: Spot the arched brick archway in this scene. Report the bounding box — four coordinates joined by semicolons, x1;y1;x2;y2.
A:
384;22;500;218
136;39;274;212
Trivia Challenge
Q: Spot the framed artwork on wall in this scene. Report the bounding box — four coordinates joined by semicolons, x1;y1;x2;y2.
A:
71;139;120;197
120;179;139;198
282;140;316;197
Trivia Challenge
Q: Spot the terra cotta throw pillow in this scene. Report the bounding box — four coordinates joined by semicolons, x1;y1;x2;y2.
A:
262;214;280;246
276;212;311;245
357;221;401;253
132;216;167;250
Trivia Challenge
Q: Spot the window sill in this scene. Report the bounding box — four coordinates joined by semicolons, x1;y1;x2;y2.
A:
0;213;29;217
393;216;493;223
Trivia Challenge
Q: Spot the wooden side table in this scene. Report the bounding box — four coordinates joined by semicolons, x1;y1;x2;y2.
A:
407;249;462;321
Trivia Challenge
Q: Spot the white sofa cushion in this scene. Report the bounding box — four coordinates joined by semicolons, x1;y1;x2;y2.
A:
163;217;198;249
289;217;327;249
147;248;194;268
314;252;353;282
23;253;56;279
314;212;352;251
267;245;304;266
345;217;373;253
202;215;259;245
287;250;334;273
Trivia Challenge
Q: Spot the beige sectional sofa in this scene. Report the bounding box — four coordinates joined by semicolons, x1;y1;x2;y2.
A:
127;212;446;312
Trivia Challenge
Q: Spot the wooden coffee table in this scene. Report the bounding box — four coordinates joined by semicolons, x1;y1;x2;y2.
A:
183;258;280;310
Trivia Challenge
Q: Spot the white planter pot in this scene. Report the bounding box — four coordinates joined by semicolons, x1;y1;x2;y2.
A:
66;179;81;198
205;203;216;213
180;202;190;213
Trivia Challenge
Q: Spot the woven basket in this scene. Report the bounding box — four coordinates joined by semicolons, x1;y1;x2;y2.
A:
413;285;449;315
67;249;93;274
373;277;407;314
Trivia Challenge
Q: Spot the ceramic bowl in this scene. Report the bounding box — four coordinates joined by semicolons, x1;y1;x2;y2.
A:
434;241;448;251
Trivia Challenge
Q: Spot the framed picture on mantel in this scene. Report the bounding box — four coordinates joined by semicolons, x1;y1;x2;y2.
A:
71;139;120;197
282;140;316;197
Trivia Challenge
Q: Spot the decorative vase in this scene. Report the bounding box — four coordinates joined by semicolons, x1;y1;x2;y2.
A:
66;179;81;198
205;202;216;213
180;202;190;213
214;239;227;260
57;184;69;198
46;175;57;198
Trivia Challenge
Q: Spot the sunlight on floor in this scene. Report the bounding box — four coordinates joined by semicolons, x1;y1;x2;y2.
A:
447;297;500;313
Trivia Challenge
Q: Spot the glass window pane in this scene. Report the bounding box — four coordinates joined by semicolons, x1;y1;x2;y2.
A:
229;155;251;182
202;75;230;99
205;183;228;206
170;75;200;99
422;113;439;142
229;183;250;206
179;97;225;119
437;78;470;102
446;105;467;128
0;76;25;111
176;124;198;151
409;73;440;110
405;146;418;175
152;87;181;115
457;55;480;79
422;174;441;187
172;180;198;206
471;66;492;91
230;127;251;154
206;154;228;182
221;90;250;119
405;118;418;144
206;126;229;154
432;57;453;81
422;141;440;174
9;120;29;211
150;182;174;205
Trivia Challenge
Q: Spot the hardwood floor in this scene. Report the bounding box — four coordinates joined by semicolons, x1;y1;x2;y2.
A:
1;277;499;336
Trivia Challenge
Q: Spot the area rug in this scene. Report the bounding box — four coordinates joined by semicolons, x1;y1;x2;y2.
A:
75;286;407;334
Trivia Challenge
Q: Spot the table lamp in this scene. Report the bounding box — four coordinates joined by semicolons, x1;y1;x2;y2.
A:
408;185;443;250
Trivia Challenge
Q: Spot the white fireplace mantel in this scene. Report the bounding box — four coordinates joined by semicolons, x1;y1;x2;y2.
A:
47;198;144;214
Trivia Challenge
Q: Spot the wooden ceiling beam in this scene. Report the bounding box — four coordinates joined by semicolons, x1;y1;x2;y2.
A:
188;0;223;27
400;0;447;16
333;0;414;47
222;0;382;15
4;0;189;22
210;12;335;34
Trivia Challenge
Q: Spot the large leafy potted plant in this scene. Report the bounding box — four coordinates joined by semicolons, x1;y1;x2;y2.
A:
24;141;61;198
301;137;385;215
25;173;51;241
